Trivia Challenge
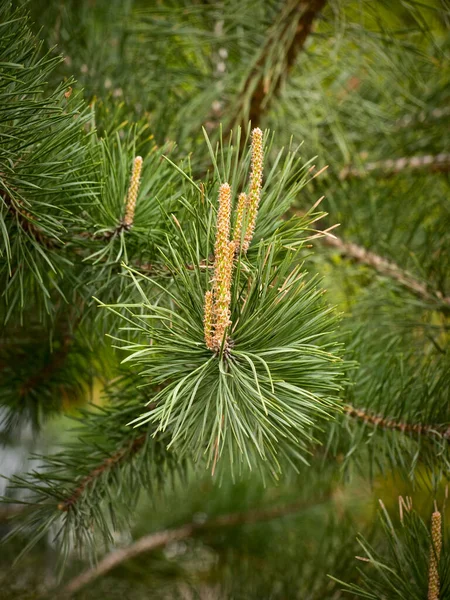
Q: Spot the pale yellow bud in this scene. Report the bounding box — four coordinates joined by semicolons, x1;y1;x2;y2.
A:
233;192;248;252
214;183;232;263
123;156;143;227
428;511;442;600
242;128;263;253
212;240;235;351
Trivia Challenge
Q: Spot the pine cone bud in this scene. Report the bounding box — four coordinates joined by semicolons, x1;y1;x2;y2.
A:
428;510;442;600
242;128;263;253
233;192;248;252
123;156;143;227
214;183;232;262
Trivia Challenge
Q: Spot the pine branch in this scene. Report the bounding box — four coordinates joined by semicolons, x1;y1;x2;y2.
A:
19;334;72;398
0;189;59;250
234;0;326;133
56;432;147;512
61;526;194;596
344;405;450;441
335;505;450;600
321;233;450;310
339;153;450;180
395;107;450;130
60;495;326;596
0;298;94;431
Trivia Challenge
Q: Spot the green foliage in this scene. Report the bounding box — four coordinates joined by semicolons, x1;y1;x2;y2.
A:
334;504;450;600
327;295;450;481
106;247;344;474
98;132;346;474
4;375;182;566
0;0;449;597
0;315;95;432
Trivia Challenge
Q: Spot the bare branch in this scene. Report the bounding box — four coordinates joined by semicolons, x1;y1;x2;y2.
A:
339;153;450;180
60;496;324;596
61;525;194;595
233;0;326;133
321;232;450;309
394;107;450;130
344;405;450;440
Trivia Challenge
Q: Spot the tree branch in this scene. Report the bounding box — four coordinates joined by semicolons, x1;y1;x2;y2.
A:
321;232;450;310
344;405;450;440
57;432;147;512
0;189;59;249
233;0;326;133
59;496;325;596
19;334;73;398
394;107;450;130
339;153;450;180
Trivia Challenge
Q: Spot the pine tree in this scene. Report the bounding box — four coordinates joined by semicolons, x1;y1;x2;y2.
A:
1;1;449;598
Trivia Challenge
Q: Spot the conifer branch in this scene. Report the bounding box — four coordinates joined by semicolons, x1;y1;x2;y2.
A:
57;432;147;512
60;496;326;596
339;153;450;180
395;107;450;130
61;525;194;595
321;233;450;309
234;0;326;132
344;405;450;441
1;189;59;249
19;334;72;398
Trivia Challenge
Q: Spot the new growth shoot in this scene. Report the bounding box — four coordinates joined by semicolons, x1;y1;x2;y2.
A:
204;128;264;353
242;127;264;253
428;509;442;600
123;155;143;228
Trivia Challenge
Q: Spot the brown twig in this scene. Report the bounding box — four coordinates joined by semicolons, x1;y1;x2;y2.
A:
61;526;195;595
233;0;326;134
95;221;133;241
321;233;450;309
339;153;450;180
60;496;324;596
344;405;450;440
